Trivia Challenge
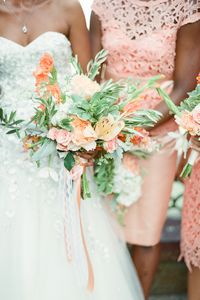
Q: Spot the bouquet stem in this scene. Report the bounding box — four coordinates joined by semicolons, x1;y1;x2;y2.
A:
81;171;91;199
181;149;199;178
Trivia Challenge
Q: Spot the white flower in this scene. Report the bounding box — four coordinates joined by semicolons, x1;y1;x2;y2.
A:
70;74;101;99
51;100;73;125
113;166;142;207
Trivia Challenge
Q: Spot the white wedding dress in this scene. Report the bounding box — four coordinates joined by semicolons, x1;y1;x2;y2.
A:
0;32;144;300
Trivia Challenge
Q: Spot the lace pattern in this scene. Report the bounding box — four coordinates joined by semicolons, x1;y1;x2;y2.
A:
92;0;200;82
92;0;200;40
181;160;200;270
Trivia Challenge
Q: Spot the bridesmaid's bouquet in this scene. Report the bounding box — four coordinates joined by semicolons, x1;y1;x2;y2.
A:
0;50;162;201
158;74;200;178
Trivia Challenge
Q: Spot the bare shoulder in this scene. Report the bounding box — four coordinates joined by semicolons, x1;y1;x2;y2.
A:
59;0;85;24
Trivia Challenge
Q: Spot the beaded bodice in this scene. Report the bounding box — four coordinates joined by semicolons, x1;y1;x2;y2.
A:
0;31;72;120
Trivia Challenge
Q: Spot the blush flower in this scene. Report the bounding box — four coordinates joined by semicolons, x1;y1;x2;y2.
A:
70;74;101;99
56;129;72;146
48;128;72;152
192;104;200;124
48;127;59;141
176;111;200;136
103;138;118;153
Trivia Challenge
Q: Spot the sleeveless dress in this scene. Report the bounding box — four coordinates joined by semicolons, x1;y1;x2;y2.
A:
0;32;144;300
92;0;200;246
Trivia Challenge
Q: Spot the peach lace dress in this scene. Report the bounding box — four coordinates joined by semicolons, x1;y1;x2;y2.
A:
181;160;200;270
92;0;200;246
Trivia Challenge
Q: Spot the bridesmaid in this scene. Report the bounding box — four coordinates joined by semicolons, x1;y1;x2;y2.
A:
181;135;200;300
90;0;200;298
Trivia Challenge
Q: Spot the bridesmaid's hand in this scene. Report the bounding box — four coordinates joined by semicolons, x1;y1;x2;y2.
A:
191;136;200;152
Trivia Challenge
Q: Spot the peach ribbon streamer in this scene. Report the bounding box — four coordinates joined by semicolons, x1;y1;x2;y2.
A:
76;169;95;291
63;166;94;291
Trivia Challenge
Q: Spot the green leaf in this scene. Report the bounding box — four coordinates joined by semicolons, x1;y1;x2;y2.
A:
157;88;181;116
32;139;56;161
64;152;75;171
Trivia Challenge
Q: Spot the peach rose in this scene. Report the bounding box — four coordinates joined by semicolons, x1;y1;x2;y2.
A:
192;104;200;125
103;138;118;153
70;74;101;99
71;116;97;149
40;53;54;74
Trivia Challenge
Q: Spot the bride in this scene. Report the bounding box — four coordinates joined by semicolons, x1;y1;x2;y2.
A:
0;1;144;299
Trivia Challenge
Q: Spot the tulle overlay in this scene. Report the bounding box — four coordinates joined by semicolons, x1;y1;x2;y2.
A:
0;32;144;300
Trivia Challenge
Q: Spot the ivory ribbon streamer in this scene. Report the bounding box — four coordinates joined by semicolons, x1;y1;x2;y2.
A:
63;166;94;291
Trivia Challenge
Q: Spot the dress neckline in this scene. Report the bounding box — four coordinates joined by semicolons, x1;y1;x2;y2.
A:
0;31;70;49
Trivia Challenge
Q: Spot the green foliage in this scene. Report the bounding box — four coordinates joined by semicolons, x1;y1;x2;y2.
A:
124;109;162;128
33;97;57;129
64;152;75;171
70;55;83;75
59;117;73;131
94;154;115;194
87;49;108;80
0;107;24;136
180;84;200;112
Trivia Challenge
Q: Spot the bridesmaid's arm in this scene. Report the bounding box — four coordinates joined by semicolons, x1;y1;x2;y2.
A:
90;12;102;59
154;20;200;128
67;1;91;72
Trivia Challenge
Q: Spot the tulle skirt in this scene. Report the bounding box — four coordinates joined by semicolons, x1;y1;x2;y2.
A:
0;135;144;300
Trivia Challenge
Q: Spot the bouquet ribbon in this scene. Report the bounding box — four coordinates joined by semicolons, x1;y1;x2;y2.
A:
63;164;94;292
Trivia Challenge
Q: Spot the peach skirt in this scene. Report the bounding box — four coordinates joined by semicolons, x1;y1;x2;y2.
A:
124;120;177;246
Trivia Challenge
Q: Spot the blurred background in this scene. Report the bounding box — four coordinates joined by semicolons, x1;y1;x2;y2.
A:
79;1;187;299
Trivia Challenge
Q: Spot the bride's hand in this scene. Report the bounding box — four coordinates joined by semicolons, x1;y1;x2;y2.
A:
76;150;99;164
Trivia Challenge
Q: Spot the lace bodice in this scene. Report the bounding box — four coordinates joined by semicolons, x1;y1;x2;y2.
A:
92;0;200;80
0;31;72;120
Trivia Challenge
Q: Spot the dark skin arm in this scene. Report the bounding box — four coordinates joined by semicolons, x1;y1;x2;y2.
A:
90;13;200;128
90;11;102;58
153;20;200;128
67;0;91;72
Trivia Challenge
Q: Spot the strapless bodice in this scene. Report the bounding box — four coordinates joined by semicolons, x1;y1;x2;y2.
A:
0;31;72;120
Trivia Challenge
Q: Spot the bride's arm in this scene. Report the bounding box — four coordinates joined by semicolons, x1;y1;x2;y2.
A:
66;1;91;72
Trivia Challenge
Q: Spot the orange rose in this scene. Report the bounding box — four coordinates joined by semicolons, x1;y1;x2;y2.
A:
40;53;54;74
33;67;49;95
47;83;62;103
131;127;149;145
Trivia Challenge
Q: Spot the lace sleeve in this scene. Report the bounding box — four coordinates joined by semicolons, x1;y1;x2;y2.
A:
180;0;200;27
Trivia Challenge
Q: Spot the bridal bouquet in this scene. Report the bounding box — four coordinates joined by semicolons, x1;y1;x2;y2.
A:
0;50;161;201
158;74;200;178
